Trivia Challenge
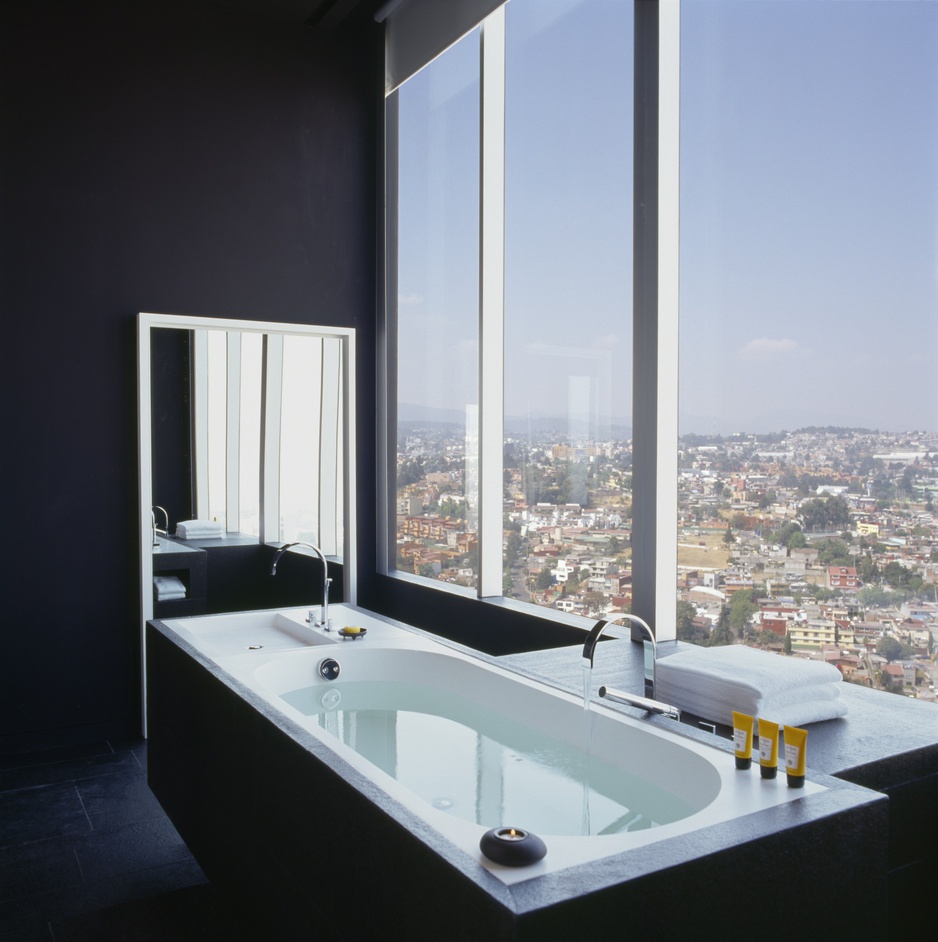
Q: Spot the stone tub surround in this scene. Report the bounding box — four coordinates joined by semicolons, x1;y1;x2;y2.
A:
147;611;889;940
499;635;938;923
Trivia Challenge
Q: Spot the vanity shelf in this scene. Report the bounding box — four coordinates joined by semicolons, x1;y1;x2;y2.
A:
152;537;207;617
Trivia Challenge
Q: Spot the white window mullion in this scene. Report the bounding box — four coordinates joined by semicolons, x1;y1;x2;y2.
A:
226;331;242;533
191;330;209;517
478;5;506;599
260;333;284;544
320;337;342;558
655;0;680;642
633;0;679;643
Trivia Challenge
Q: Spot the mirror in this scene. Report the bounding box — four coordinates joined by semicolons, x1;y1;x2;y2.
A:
137;313;356;723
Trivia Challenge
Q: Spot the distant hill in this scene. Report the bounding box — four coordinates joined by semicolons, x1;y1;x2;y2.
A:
398;403;632;440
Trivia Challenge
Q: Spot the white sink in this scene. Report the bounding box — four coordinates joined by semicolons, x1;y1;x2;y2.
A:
160;608;338;658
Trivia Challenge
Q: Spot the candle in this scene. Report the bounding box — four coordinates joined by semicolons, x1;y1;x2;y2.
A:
496;828;527;842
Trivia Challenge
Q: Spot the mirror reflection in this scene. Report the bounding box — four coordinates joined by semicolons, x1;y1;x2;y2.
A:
138;312;356;632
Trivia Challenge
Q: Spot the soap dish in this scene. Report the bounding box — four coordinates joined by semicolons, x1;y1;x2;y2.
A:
338;627;367;640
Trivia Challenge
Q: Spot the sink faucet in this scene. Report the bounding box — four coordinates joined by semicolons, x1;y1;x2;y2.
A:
582;613;680;720
151;506;169;548
269;542;332;631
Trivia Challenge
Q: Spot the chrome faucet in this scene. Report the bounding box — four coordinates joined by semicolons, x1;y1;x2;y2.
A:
151;506;169;548
582;613;680;720
269;542;332;630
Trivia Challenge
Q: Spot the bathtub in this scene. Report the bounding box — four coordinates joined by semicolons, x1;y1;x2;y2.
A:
159;604;824;885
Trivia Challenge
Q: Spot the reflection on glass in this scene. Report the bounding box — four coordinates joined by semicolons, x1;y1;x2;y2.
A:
503;0;633;612
281;335;323;545
239;333;262;536
206;330;227;528
394;28;481;587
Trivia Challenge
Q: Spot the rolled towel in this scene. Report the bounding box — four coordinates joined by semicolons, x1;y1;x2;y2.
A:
655;645;846;726
175;519;225;539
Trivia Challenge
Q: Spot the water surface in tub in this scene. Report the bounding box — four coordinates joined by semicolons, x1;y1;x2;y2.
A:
282;679;697;836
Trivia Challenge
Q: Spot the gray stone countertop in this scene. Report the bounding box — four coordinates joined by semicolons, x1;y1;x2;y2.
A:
497;635;938;789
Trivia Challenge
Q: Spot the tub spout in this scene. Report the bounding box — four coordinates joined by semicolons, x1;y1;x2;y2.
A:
583;613;676;717
269;542;332;631
599;686;681;721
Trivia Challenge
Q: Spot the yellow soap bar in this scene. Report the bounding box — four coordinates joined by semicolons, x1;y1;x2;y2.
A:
343;625;362;635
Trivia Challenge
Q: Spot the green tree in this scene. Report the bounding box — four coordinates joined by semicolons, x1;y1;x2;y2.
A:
709;607;733;647
799;496;851;533
877;637;912;661
815;538;851;567
676;600;697;640
535;569;554;591
729;594;758;637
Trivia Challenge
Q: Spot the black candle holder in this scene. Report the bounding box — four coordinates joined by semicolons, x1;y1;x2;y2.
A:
479;827;547;866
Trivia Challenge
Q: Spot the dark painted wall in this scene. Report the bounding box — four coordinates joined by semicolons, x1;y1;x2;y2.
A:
0;0;380;752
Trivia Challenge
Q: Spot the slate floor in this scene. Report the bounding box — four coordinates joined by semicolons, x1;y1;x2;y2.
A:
0;738;245;941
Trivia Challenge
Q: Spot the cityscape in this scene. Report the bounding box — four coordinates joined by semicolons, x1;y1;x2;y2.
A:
396;424;938;705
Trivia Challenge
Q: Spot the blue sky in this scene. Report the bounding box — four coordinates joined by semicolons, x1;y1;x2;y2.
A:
396;0;937;435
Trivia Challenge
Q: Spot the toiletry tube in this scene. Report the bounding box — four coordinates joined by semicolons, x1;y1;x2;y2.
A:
758;718;780;779
783;725;808;788
732;711;754;770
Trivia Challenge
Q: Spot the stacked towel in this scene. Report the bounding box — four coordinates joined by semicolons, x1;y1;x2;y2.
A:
175;519;225;540
655;644;848;727
154;575;187;601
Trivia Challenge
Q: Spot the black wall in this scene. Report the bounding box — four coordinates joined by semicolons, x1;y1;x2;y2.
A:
0;0;380;752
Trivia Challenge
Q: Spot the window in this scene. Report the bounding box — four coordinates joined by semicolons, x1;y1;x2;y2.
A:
386;0;645;621
503;1;633;615
383;0;938;694
677;0;938;689
391;26;481;587
192;327;346;553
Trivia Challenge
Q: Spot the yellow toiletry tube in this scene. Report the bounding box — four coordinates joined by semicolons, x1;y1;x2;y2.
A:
732;711;754;770
783;725;808;788
758;718;780;779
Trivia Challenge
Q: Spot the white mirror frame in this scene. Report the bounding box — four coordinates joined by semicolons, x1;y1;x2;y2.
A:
137;312;357;734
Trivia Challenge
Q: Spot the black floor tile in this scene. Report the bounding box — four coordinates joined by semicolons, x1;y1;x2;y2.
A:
72;818;194;883
0;747;141;794
0;741;115;774
0;783;92;847
51;883;247;942
78;769;166;832
0;839;83;903
0;740;234;942
0;895;57;942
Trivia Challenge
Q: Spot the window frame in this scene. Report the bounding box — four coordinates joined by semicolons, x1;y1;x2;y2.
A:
379;0;680;643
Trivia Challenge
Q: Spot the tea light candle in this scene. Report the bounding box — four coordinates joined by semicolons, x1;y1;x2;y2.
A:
480;827;547;866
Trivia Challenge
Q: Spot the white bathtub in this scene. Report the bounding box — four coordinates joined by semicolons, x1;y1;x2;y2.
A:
181;604;824;886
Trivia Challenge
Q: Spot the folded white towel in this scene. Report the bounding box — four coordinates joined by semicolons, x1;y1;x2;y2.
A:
658;681;843;727
655;645;846;726
154;575;187;601
175;519;225;539
768;697;849;728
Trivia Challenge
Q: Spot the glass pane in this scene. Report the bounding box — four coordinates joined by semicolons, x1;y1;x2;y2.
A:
206;330;227;528
503;0;633;615
280;335;323;546
679;0;938;698
239;332;262;537
394;28;481;587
